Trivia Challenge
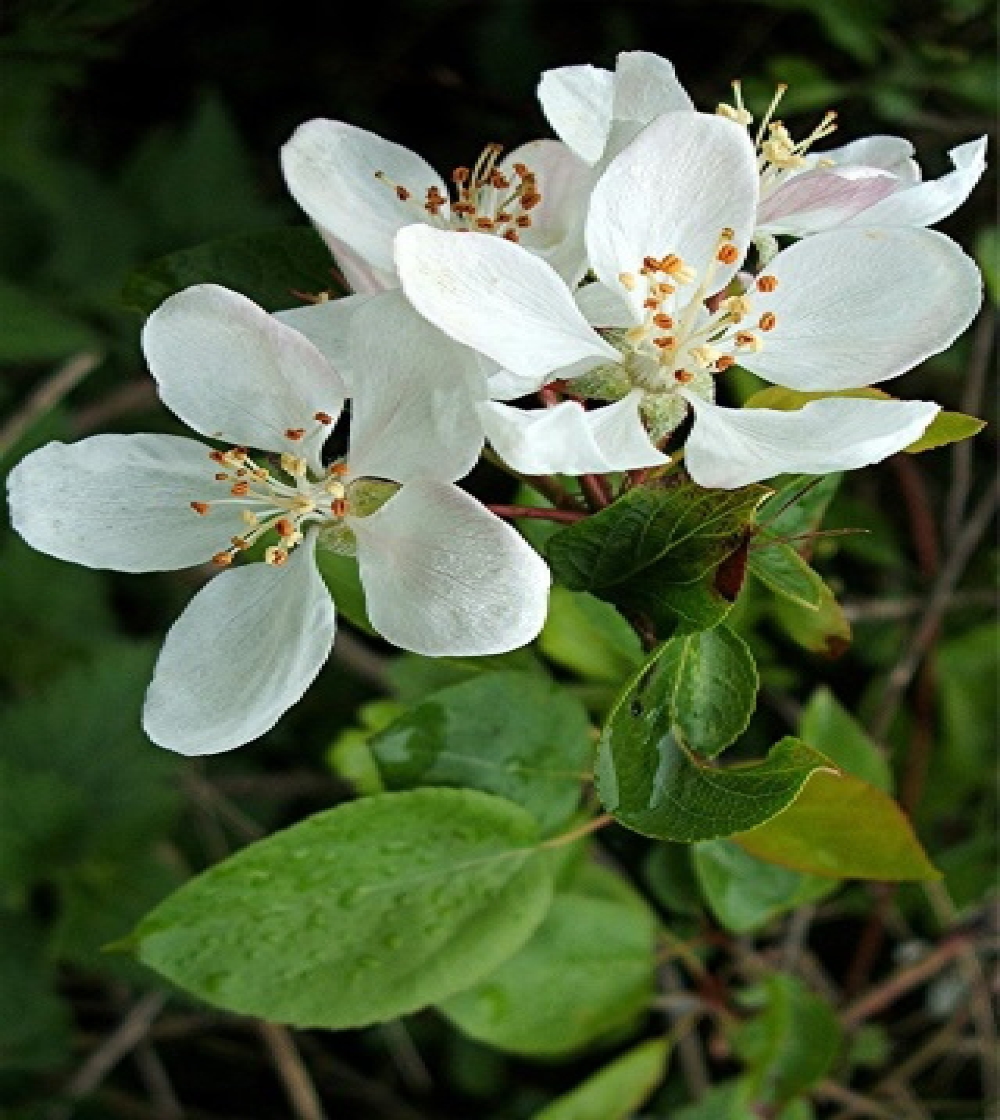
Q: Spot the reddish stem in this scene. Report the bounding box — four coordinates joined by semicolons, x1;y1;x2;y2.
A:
579;473;611;511
487;504;587;523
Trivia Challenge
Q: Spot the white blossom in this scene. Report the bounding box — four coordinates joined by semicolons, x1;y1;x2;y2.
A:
281;119;594;291
7;285;549;755
538;50;987;238
396;111;981;489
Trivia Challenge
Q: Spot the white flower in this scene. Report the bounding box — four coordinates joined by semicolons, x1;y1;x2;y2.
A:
7;285;550;756
281;119;594;292
396;111;982;489
538;50;987;238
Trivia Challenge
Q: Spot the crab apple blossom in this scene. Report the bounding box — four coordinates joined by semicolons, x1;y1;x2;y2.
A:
6;285;549;756
281;119;594;293
396;110;982;489
538;50;987;240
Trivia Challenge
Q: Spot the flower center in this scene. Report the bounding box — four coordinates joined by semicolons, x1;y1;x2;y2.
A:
717;82;838;198
375;143;542;244
612;230;777;397
188;412;352;568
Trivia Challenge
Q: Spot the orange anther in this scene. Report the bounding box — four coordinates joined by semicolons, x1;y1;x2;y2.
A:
214;473;228;481
395;185;411;201
758;311;777;331
515;214;532;228
212;551;234;567
756;274;778;292
717;244;740;265
329;462;349;476
674;369;695;383
331;499;348;517
643;255;660;271
715;355;736;371
230;481;250;497
475;216;495;230
452;166;470;185
276;518;295;537
190;501;210;515
314;411;333;425
285;428;306;441
653;336;676;350
653;313;674;329
520;192;541;210
503;230;520;242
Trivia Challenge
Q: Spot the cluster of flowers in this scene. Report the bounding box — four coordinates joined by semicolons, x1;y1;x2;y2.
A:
8;52;985;756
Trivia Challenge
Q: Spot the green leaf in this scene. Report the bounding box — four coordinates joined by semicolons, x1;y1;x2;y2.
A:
903;410;985;454
596;649;831;842
126;789;556;1028
547;479;768;635
314;548;374;635
935;623;999;796
0;914;71;1071
744;386;888;411
326;731;386;796
530;1038;669;1120
0;643;178;889
440;862;658;1056
655;625;759;758
370;671;591;835
0;277;97;362
693;840;835;934
799;687;892;791
736;767;940;880
748;541;827;610
121;227;340;316
733;973;841;1107
540;587;643;683
758;473;842;539
771;579;852;658
975;225;998;304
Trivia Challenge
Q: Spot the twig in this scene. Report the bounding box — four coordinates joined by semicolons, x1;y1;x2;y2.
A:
333;628;392;689
50;992;168;1120
381;1021;433;1093
871;476;1000;740
841;589;998;622
945;312;995;542
579;472;611;511
486;503;587;523
0;350;102;456
132;1044;183;1119
73;377;158;434
659;962;711;1098
782;904;816;973
258;1023;327;1120
481;446;583;510
840;935;969;1028
820;1080;912;1120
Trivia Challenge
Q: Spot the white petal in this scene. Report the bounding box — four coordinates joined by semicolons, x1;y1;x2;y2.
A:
605;51;694;158
537;63;615;165
502;139;594;285
274;293;373;372
317;227;397;293
353;480;550;656
143;533;336;755
574;280;635;327
395;224;617;382
281;119;447;278
485;366;552;402
744;228;982;390
7;433;250;572
346;291;487;483
814;134;918;180
586;112;758;321
684;394;940;488
479;391;668;475
757;167;900;236
142;285;346;464
839;136;988;229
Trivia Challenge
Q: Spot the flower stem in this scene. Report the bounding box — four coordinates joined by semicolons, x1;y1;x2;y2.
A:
487;504;587;523
579;473;611;511
541;812;615;849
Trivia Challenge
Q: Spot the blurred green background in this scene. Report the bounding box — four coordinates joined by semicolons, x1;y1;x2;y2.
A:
0;0;995;1117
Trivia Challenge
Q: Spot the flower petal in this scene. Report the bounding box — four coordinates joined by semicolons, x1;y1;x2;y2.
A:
574;280;635;327
142;285;346;464
757;167;900;236
7;433;248;572
316;227;397;293
346;291;487;483
353;480;550;656
743;228;982;390
684;394;940;488
502;139;594;285
605;51;694;157
274;293;373;373
814;134;918;180
537;63;615;165
281;119;447;278
142;533;336;755
395;224;617;382
586;112;758;322
839;136;988;229
479;391;668;475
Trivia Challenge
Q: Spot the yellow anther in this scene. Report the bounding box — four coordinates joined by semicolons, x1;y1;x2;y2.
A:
241;510;260;527
723;295;752;321
736;331;764;353
265;546;289;567
324;478;347;499
280;453;307;478
618;272;637;291
690;345;721;368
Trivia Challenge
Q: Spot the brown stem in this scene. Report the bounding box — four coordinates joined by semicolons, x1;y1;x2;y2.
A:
579;472;612;511
486;503;587;523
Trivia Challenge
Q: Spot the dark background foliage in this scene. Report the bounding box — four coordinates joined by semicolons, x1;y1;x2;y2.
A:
0;0;995;1117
